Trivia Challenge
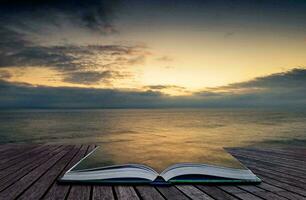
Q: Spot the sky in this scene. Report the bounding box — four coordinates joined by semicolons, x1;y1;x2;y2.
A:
0;0;306;108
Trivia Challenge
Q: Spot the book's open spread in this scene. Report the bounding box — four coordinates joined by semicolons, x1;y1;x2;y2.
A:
60;147;261;184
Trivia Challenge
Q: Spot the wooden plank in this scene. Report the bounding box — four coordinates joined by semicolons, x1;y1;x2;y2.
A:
256;182;284;192
236;158;306;187
0;145;40;163
66;145;96;200
238;185;265;193
232;193;263;200
67;185;91;200
254;173;306;197
115;186;140;200
176;185;214;200
0;144;35;161
230;149;306;172
136;185;165;200
220;184;286;200
245;148;306;160
156;186;189;200
0;145;52;178
252;191;288;200
231;153;306;183
219;186;262;200
232;148;306;166
219;186;246;194
0;144;21;153
92;186;115;200
255;182;306;200
238;185;278;200
0;144;31;154
0;145;50;171
229;150;306;174
276;191;306;200
196;185;238;200
18;145;82;200
42;145;90;200
0;145;73;200
249;167;306;190
0;145;64;192
254;191;286;200
233;154;306;179
231;152;306;198
257;182;306;200
0;143;35;152
0;144;11;150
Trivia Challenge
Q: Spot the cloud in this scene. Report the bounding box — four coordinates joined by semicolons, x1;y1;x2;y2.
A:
156;56;173;62
0;0;136;86
0;26;149;85
1;68;305;108
214;68;306;91
0;80;166;108
144;85;188;95
0;27;147;70
0;0;119;34
62;70;128;85
194;68;306;107
0;0;152;87
224;32;235;38
0;70;11;80
0;0;153;86
0;42;148;70
236;68;306;88
144;85;185;90
193;91;226;98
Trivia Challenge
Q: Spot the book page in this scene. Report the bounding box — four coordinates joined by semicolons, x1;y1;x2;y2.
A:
71;142;245;173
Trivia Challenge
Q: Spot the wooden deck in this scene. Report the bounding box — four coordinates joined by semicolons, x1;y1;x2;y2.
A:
0;144;305;200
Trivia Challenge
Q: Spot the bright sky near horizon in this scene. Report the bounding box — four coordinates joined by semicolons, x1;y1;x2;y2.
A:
1;0;306;96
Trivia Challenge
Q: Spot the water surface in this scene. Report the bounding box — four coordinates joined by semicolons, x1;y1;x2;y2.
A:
1;108;306;167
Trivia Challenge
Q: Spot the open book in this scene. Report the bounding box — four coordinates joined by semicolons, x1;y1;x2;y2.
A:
60;147;261;184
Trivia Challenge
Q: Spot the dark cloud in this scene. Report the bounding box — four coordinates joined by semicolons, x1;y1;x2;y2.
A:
0;0;152;86
1;68;305;108
144;85;185;91
62;70;127;85
0;27;30;50
0;26;149;85
0;80;165;108
193;91;226;98
218;68;306;90
194;68;306;107
0;27;147;70
0;0;119;34
144;85;188;95
0;42;147;70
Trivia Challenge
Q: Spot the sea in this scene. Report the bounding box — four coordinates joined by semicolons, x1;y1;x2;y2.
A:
1;108;306;167
1;108;306;146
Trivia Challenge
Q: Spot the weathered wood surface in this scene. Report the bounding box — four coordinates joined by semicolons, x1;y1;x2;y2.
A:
0;144;305;200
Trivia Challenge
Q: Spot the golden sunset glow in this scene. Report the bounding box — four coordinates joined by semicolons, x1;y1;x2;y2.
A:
1;0;306;101
3;30;306;96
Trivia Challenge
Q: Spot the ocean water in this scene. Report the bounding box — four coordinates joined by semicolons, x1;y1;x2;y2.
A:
1;108;306;168
1;108;306;146
1;108;306;155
